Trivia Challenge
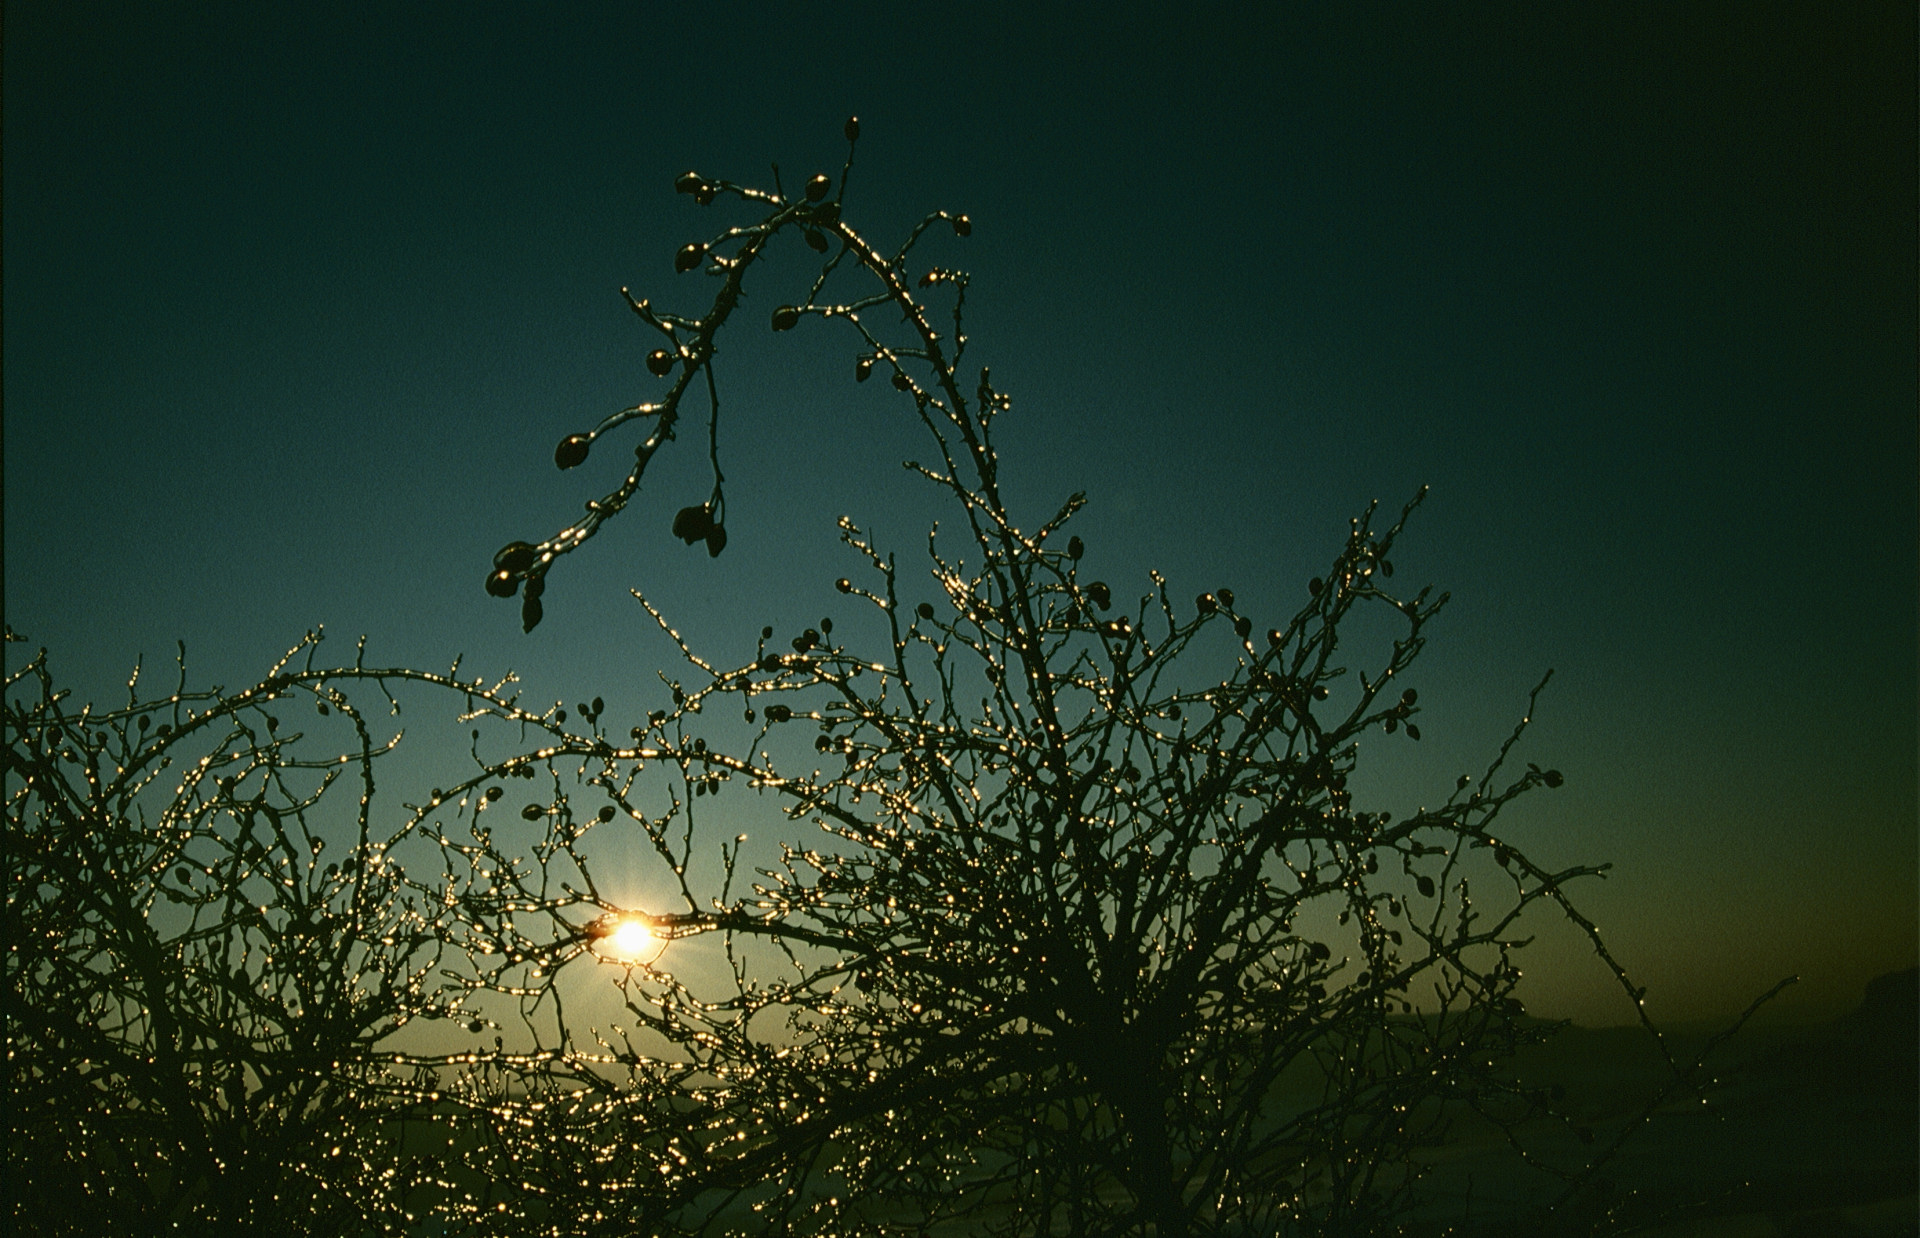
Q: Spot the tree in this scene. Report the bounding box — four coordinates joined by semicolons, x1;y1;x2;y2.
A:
443;121;1766;1236
1;633;583;1234
7;124;1778;1237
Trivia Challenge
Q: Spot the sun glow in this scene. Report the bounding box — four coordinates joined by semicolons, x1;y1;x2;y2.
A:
591;916;660;964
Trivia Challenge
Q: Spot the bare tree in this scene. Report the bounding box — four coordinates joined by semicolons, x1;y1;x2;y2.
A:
7;123;1783;1238
441;122;1777;1236
1;632;635;1235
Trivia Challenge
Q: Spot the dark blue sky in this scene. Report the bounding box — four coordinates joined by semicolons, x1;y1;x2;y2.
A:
6;2;1914;1023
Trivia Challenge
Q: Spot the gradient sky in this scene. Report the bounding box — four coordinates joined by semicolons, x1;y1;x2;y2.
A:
6;2;1914;1026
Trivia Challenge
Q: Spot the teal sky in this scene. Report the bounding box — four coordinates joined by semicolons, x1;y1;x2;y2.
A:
5;2;1914;1026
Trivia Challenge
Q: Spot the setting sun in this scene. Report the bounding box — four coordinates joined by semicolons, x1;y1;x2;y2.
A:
592;917;659;964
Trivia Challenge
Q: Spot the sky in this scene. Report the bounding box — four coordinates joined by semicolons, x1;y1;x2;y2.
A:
5;2;1914;1027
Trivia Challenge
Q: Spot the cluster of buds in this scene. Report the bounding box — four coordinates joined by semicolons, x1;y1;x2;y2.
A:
672;503;726;558
487;115;973;634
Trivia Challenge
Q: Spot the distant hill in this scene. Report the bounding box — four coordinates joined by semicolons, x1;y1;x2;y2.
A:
1839;964;1919;1044
1744;964;1919;1096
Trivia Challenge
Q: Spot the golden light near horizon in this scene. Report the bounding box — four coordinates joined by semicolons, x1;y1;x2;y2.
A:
587;914;663;966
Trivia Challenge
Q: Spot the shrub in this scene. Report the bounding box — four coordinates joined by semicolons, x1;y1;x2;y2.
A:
2;635;617;1234
442;124;1765;1236
7;126;1780;1238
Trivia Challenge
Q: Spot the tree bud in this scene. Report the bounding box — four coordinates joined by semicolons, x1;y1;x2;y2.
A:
493;541;537;573
673;504;713;544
